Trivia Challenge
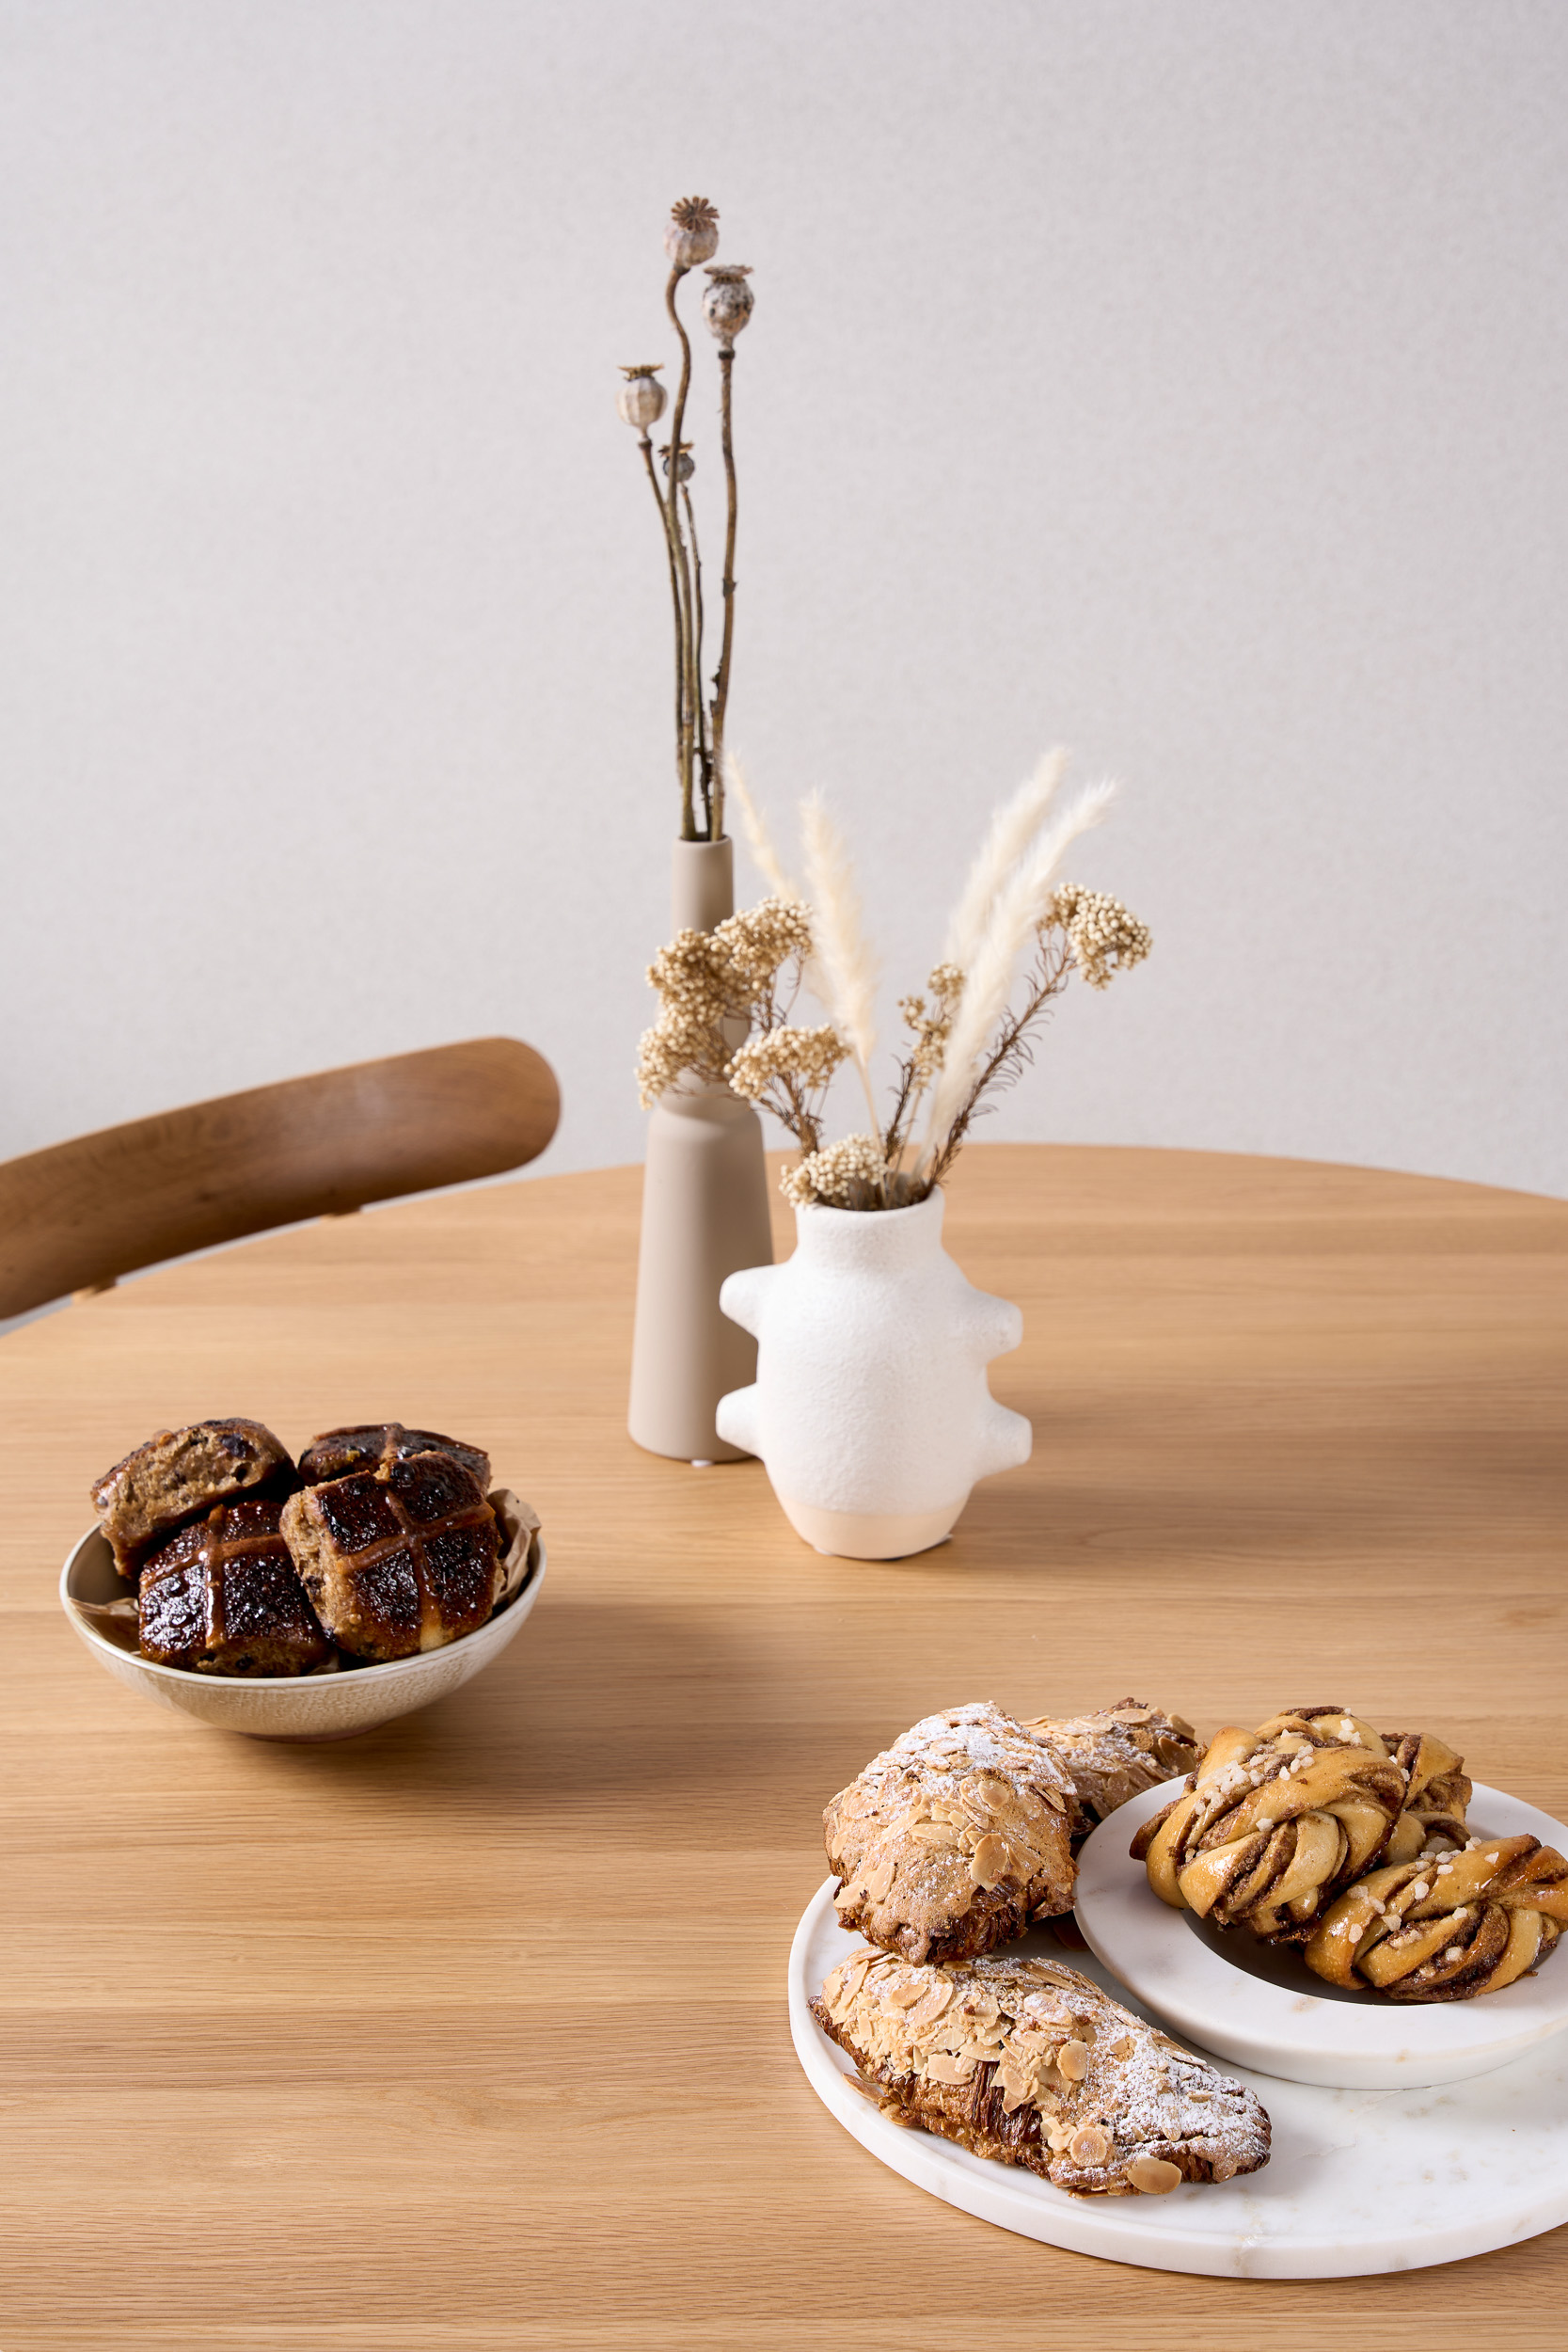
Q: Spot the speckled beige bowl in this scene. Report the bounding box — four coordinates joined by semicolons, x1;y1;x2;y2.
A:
60;1521;546;1740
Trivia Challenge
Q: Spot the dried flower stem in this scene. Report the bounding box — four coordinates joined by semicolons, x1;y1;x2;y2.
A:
681;479;713;835
640;435;688;799
711;346;739;843
663;263;700;838
920;780;1116;1167
924;929;1074;1189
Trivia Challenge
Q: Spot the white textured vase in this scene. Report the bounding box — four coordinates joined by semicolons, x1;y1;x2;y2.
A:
715;1188;1032;1558
627;836;775;1463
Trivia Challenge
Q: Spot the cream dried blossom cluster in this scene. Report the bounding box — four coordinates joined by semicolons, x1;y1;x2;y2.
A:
637;756;1151;1210
897;964;964;1081
1050;885;1153;992
727;1025;847;1102
780;1134;888;1210
637;897;849;1157
717;898;812;992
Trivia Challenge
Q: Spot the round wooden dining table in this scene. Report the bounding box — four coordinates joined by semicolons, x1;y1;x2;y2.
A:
3;1142;1565;2347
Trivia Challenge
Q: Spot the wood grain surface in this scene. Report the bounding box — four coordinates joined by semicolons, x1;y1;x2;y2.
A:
1;1142;1564;2351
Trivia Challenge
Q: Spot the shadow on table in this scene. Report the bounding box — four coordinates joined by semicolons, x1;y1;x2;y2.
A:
236;1594;797;1810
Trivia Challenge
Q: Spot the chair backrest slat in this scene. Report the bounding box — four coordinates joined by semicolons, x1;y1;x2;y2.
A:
0;1037;560;1318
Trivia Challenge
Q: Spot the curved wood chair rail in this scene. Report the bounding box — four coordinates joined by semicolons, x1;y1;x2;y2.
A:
0;1036;560;1318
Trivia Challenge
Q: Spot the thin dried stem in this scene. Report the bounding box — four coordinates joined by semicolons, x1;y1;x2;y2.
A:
681;480;713;837
711;345;739;843
640;435;688;802
921;779;1116;1163
663;264;699;837
926;928;1073;1189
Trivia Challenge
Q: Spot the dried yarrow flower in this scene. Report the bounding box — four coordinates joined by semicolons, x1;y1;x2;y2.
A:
782;1133;889;1210
898;963;965;1081
727;1025;848;1102
1049;885;1152;990
637;1010;723;1106
644;928;736;1025
636;898;818;1106
713;897;813;994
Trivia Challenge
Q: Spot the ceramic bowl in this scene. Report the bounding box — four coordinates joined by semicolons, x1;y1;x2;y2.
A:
1075;1777;1568;2089
59;1522;546;1741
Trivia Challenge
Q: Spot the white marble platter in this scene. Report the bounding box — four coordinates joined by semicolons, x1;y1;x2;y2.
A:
1077;1779;1568;2090
789;1877;1568;2278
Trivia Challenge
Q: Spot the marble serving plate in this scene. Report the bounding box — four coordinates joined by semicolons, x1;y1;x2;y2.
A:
60;1518;546;1740
1075;1777;1568;2090
789;1876;1568;2279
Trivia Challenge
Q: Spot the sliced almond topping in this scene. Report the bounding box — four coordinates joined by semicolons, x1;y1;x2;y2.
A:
863;1857;895;1903
1056;2039;1090;2082
970;1834;1011;1888
908;1979;956;2026
1108;2034;1134;2059
1126;2154;1183;2195
924;2050;976;2085
1069;2123;1112;2165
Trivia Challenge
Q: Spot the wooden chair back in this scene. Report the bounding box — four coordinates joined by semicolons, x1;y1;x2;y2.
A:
0;1037;560;1319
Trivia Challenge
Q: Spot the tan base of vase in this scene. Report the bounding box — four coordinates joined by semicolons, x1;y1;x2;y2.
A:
775;1496;965;1560
627;834;774;1464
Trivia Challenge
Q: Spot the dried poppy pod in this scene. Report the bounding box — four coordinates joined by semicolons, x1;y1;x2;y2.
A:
617;364;667;432
664;194;719;269
702;263;753;351
1306;1835;1568;2000
1132;1708;1421;1940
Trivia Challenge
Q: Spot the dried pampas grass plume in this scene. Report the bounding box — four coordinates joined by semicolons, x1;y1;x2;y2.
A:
942;747;1069;975
725;751;799;901
800;790;882;1141
923;779;1117;1156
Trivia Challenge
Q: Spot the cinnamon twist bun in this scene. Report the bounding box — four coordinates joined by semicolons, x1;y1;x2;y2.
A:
1306;1833;1568;2000
1132;1707;1468;1941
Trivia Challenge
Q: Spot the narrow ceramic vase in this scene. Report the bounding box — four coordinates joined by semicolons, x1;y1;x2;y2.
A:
715;1188;1032;1557
627;836;775;1463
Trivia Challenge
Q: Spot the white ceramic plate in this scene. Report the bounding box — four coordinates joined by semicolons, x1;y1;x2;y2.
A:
1075;1778;1568;2090
789;1877;1568;2279
60;1522;546;1740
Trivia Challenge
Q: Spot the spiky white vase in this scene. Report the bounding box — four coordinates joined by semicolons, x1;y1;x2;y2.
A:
715;1187;1032;1558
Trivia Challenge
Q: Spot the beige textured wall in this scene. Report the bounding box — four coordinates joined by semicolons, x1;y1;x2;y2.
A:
3;1;1563;1194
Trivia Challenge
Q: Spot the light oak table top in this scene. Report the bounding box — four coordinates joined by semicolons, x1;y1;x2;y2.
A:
2;1142;1565;2350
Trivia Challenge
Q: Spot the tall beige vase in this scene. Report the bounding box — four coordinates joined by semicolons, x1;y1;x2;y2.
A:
627;836;775;1462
